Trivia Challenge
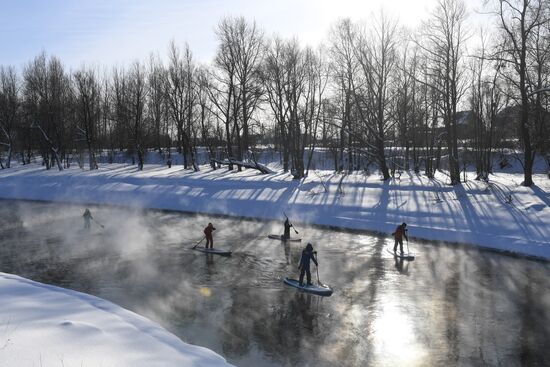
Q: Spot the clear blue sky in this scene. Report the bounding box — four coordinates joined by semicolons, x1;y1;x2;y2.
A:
0;0;483;69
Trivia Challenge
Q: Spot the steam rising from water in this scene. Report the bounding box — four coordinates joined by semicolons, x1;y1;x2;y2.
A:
1;199;549;366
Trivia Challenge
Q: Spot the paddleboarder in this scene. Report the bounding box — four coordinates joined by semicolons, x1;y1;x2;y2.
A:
204;223;216;249
282;218;293;240
83;208;93;230
392;222;408;254
298;243;318;286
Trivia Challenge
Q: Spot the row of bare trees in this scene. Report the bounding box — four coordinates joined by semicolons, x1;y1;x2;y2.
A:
0;0;549;185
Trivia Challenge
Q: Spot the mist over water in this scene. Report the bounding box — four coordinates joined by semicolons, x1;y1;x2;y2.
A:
0;199;549;366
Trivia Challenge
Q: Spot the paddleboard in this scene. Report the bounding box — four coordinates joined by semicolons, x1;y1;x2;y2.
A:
193;247;232;256
268;235;302;242
386;247;415;260
283;277;333;296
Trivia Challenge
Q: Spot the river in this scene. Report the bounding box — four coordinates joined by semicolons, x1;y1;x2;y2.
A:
0;199;549;366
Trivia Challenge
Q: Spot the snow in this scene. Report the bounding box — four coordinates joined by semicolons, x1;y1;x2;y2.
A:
0;272;233;367
0;161;549;260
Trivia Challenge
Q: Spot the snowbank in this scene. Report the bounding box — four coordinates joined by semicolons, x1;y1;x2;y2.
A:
0;162;549;260
0;272;233;367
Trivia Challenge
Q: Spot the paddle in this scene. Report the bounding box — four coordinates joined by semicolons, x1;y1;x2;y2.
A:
316;266;321;285
92;218;105;229
314;251;323;285
192;236;206;249
283;212;299;234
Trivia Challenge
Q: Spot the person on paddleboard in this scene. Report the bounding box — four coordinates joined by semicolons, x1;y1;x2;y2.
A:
298;243;318;286
282;218;293;240
392;222;408;254
204;223;216;249
83;208;93;230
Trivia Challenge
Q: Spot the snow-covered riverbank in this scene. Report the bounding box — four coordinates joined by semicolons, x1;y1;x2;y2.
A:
1;162;549;260
0;272;233;367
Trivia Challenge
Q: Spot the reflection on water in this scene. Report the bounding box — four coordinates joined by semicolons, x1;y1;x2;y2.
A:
372;304;427;367
0;199;549;366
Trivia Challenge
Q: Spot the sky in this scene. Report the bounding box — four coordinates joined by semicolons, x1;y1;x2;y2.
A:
0;0;485;69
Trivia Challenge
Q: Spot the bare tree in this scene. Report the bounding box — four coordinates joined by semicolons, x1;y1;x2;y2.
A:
73;67;101;170
23;53;72;171
280;42;326;178
469;30;505;180
282;40;308;177
329;19;360;173
262;36;291;171
127;63;148;170
527;13;550;177
0;67;19;168
394;38;421;172
415;51;442;179
165;41;198;170
195;66;217;166
213;16;264;168
416;0;468;185
2;10;549;182
211;23;240;170
233;17;265;162
112;67;130;155
353;12;400;180
490;0;549;186
304;48;330;176
147;54;168;154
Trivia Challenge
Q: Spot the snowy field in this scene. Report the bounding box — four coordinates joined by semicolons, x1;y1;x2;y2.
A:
1;160;549;260
0;272;233;367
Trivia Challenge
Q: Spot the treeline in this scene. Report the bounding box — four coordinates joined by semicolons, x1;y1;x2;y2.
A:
0;0;549;185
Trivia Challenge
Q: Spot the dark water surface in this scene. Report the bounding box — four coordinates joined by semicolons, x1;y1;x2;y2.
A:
0;200;549;366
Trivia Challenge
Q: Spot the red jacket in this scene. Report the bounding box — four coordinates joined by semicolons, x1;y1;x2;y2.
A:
393;225;407;240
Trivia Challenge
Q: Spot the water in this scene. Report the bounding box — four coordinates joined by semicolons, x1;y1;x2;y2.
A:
0;199;549;366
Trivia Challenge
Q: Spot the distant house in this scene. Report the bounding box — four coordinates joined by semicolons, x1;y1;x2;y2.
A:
494;104;550;146
453;106;546;145
493;105;521;141
455;110;476;140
